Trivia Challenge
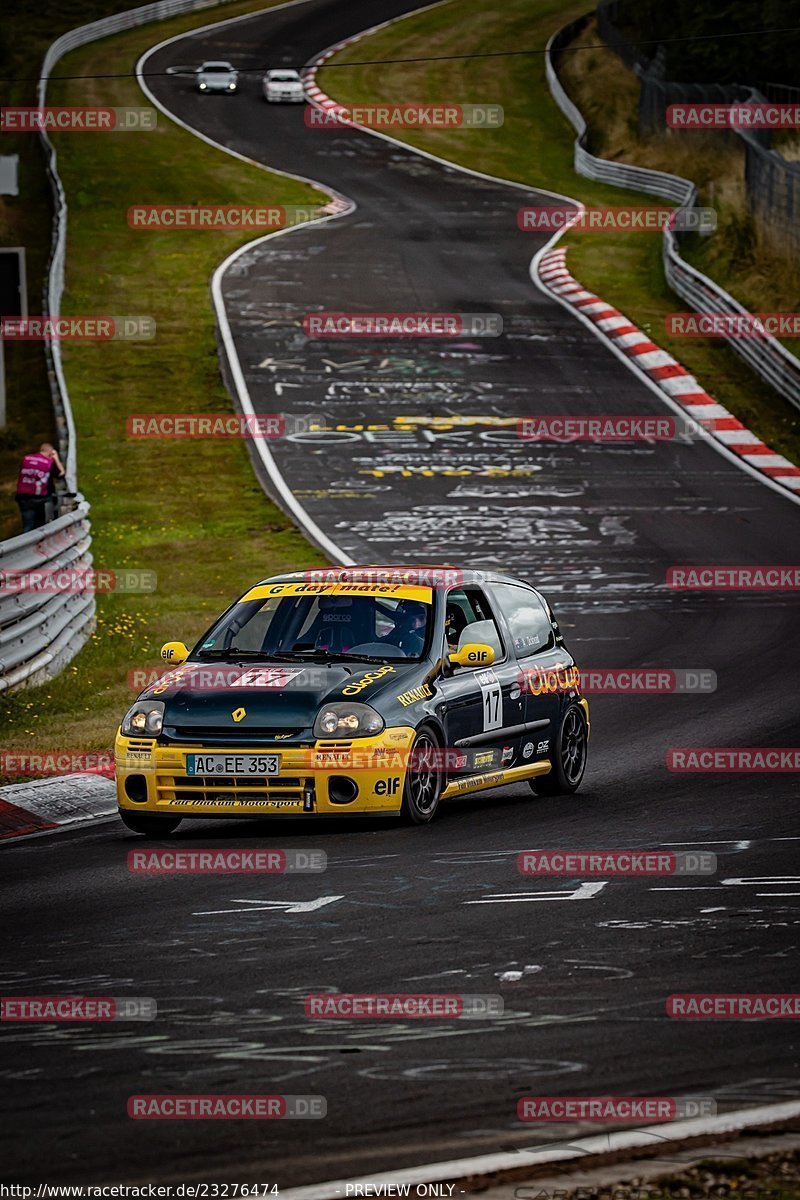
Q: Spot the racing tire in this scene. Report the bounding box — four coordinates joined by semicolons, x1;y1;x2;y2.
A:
118;811;182;837
400;726;443;825
530;703;588;796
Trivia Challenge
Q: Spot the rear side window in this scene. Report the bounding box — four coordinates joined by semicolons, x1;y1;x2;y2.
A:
491;584;554;658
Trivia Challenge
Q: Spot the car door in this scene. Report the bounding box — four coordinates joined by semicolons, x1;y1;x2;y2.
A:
488;582;575;762
438;586;524;775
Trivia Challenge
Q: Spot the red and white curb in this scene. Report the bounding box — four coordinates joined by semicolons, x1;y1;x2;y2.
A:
537;247;800;494
303;24;800;505
303;33;368;117
0;775;117;842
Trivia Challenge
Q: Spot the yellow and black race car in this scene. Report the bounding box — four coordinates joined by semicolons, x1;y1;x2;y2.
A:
115;568;589;834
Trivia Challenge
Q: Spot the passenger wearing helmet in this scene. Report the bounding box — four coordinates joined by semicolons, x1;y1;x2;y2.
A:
381;599;428;656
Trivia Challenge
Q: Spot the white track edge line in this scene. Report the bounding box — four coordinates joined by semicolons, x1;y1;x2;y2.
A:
308;2;800;509
279;1099;800;1200
135;0;356;563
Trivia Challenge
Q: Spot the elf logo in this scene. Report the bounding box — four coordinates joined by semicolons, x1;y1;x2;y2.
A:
374;777;400;796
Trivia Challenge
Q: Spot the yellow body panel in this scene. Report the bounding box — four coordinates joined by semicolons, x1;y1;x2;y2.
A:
116;727;418;816
116;698;590;818
441;760;552;799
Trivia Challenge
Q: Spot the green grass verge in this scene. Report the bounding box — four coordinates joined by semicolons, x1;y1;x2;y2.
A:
0;0;328;775
319;0;800;464
0;0;161;525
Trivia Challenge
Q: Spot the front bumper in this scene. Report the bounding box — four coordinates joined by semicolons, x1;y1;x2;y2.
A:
116;726;416;817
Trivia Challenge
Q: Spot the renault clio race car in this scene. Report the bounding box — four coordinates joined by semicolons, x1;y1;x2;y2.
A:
115;569;589;835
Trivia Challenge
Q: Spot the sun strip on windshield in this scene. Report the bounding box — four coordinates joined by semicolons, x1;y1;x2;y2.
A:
239;582;434;604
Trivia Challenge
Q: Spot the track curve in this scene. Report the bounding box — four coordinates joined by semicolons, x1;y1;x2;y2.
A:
2;0;799;1188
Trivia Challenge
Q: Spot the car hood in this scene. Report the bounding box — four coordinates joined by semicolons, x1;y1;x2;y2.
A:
138;658;424;734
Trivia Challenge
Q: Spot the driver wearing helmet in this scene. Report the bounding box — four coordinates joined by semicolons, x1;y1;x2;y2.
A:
382;599;428;656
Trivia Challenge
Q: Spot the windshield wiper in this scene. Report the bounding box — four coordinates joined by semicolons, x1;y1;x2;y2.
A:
195;650;275;661
269;650;408;663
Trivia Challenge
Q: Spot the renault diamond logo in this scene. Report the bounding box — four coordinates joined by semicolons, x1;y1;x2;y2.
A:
232;707;246;723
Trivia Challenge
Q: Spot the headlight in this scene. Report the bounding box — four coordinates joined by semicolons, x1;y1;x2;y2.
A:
229;82;236;90
199;82;207;89
313;703;384;739
121;700;165;737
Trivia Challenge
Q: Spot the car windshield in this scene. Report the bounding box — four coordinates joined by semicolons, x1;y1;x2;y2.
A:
195;589;433;662
270;73;299;81
202;64;234;73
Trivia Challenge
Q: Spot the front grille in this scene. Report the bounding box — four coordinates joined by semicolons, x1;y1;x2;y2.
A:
156;772;313;807
165;727;310;746
127;738;155;752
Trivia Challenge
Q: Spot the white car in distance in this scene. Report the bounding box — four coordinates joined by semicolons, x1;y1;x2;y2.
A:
263;69;306;103
196;61;238;94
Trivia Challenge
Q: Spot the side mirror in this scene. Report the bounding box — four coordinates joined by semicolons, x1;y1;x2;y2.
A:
161;640;189;665
448;642;495;669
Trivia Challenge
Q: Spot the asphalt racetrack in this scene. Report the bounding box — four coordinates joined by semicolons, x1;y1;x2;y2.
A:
1;0;799;1187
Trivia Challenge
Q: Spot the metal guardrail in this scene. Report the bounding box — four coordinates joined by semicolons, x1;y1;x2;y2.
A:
2;0;235;693
545;19;800;414
0;502;95;692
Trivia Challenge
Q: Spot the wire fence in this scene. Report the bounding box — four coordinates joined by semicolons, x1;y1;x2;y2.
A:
546;19;800;414
596;0;800;267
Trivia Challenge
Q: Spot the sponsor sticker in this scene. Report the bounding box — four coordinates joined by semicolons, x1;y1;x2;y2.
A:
397;683;433;707
242;582;433;604
342;665;396;696
230;668;305;689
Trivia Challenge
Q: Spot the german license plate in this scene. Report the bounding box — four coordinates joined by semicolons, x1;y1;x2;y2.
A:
186;753;280;776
